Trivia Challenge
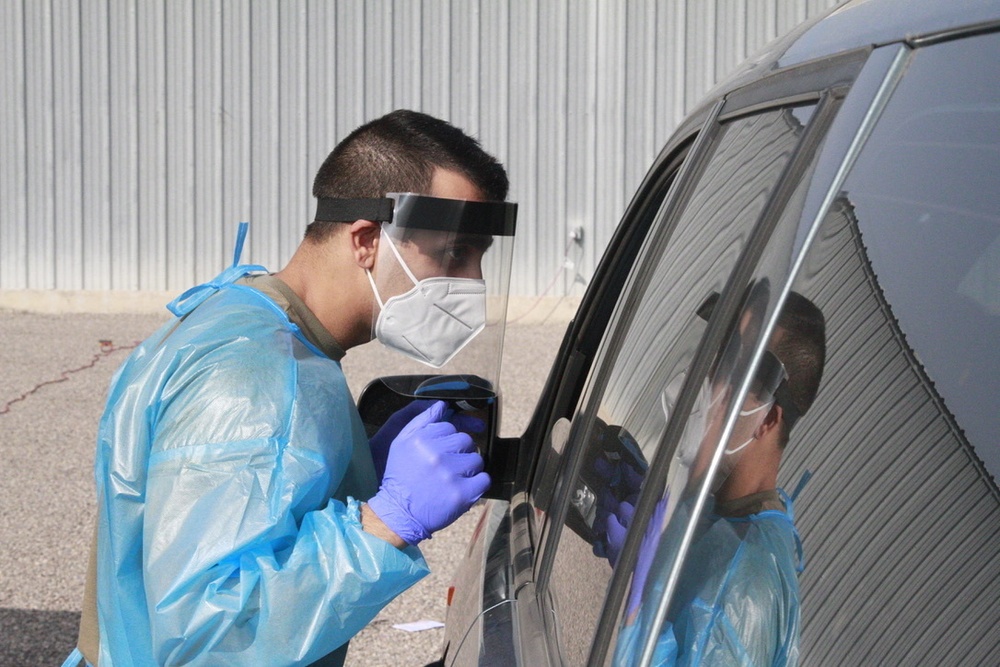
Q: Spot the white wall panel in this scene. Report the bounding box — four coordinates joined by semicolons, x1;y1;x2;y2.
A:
220;0;251;274
165;0;195;288
136;0;167;290
0;0;844;297
564;0;596;294
24;0;56;289
592;1;626;277
534;1;569;301
109;0;139;290
53;0;83;289
1;0;27;288
82;0;112;290
193;0;225;282
278;1;309;266
251;0;280;272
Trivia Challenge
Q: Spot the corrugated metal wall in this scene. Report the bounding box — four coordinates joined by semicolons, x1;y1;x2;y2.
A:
0;0;841;297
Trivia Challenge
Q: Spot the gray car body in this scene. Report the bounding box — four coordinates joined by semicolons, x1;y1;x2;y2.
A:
435;1;1000;665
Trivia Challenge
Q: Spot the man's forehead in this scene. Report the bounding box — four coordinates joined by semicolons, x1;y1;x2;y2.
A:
429;167;484;201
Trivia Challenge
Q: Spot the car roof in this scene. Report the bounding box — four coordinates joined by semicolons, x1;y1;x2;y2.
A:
656;0;1000;170
719;0;1000;95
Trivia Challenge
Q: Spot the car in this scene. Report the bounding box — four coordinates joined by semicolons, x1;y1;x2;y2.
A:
358;0;1000;664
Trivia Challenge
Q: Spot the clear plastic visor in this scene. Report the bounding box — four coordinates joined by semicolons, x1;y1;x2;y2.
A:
369;193;517;399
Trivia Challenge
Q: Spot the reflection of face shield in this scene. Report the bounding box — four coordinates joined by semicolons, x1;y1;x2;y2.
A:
713;350;789;488
748;350;788;408
315;193;517;385
726;350;789;450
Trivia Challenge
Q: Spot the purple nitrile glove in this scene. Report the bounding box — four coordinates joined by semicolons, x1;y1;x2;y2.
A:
608;495;669;616
367;401;491;545
369;399;485;483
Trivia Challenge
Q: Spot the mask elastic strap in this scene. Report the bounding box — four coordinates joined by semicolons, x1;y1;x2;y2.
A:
724;401;774;454
724;436;754;456
724;399;774;455
367;228;419;312
380;229;421;287
366;270;385;310
739;399;774;418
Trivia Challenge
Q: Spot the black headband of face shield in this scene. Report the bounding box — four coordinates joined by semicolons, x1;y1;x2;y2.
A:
697;291;802;429
314;194;517;236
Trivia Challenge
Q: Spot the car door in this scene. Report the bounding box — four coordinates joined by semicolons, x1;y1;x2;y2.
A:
437;18;1000;667
441;111;700;667
514;49;896;666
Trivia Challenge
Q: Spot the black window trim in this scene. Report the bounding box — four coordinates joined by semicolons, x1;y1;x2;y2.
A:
631;93;862;666
522;40;906;667
517;118;708;499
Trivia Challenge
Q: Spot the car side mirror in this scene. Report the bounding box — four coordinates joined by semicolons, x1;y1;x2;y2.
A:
357;374;515;499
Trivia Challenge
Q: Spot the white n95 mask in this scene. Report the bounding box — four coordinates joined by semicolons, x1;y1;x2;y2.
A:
367;232;487;368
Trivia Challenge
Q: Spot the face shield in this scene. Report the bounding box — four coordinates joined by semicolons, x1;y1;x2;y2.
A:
315;192;517;401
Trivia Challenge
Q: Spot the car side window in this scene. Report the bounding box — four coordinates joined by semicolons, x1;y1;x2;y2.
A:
540;103;818;664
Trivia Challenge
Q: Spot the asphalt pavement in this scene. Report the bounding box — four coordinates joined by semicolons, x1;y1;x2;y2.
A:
0;305;569;666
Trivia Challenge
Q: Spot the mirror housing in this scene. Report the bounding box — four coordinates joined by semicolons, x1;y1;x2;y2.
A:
357;374;517;500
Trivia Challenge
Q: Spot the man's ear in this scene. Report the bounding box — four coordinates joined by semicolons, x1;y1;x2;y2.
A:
347;220;381;269
755;403;783;439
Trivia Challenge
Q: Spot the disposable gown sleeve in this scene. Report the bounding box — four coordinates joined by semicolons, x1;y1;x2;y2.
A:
140;327;428;665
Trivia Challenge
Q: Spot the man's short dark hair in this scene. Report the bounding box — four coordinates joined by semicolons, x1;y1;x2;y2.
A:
773;291;826;446
307;109;509;241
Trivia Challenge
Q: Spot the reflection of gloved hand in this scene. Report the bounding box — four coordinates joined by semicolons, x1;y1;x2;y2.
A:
608;496;668;616
367;401;490;545
369;399;485;483
604;499;634;567
592;454;645;561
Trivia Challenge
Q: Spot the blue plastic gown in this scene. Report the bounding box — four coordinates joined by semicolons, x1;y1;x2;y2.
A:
92;253;429;666
614;493;802;667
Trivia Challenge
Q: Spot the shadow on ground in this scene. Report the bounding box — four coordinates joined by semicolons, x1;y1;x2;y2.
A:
0;608;80;665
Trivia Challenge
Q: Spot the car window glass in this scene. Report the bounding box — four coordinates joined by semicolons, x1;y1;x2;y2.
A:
612;156;827;665
531;147;691;514
543;103;817;664
776;33;1000;665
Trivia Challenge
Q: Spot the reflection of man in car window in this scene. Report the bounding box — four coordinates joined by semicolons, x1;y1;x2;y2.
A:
616;291;826;667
